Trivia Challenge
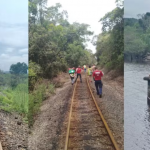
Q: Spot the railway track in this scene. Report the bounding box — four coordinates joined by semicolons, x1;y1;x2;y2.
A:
64;75;120;150
0;142;2;150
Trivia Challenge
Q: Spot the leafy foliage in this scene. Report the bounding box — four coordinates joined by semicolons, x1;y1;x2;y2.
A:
124;12;150;62
29;1;95;79
95;0;123;72
10;62;28;74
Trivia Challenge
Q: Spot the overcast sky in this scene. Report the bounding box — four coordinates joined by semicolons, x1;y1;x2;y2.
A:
124;0;150;18
0;0;28;71
48;0;116;53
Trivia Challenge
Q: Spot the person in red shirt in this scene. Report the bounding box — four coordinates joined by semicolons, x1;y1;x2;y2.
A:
93;66;104;98
75;66;82;83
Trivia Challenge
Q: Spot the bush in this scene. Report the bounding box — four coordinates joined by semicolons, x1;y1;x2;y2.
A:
28;82;55;127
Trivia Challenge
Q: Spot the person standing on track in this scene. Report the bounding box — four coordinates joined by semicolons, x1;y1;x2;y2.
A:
91;64;96;73
83;65;87;73
69;67;76;85
75;66;82;83
87;65;92;82
93;66;104;98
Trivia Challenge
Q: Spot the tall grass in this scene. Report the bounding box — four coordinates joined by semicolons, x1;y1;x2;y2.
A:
13;83;28;115
0;83;28;119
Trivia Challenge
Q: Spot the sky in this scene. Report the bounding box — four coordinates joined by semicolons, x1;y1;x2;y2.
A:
47;0;116;53
0;0;28;71
124;0;150;18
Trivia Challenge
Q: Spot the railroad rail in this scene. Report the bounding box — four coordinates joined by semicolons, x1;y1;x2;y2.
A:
64;75;120;150
0;142;2;150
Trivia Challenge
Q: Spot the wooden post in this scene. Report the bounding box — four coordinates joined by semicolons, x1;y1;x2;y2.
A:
143;76;150;105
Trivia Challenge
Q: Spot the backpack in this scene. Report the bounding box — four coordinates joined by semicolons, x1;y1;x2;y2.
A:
69;69;75;74
88;68;92;75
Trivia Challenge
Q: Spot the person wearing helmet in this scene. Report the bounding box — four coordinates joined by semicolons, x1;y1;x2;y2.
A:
93;66;104;98
69;67;75;85
75;66;82;83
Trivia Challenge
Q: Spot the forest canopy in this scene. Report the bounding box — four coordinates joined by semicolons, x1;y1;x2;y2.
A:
95;0;124;72
124;12;150;62
29;0;96;79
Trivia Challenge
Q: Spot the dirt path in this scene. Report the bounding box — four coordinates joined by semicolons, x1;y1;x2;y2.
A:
0;110;28;150
29;72;123;150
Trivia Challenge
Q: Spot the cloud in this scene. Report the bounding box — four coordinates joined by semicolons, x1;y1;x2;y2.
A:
0;22;28;28
0;0;28;71
124;0;150;18
0;54;9;58
0;25;28;48
19;48;28;54
6;48;14;52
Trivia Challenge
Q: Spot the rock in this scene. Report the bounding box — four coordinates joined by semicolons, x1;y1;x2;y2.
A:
18;144;22;148
7;132;12;136
15;116;18;119
3;121;7;125
17;121;22;125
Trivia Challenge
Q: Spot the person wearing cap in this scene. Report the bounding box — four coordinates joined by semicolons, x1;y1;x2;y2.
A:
75;66;82;83
93;66;104;98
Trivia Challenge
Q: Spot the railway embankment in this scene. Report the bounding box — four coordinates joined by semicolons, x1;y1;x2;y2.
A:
28;71;123;150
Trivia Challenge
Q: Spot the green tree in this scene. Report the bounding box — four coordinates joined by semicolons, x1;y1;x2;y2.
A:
10;62;28;74
95;0;123;72
29;1;95;78
124;12;150;62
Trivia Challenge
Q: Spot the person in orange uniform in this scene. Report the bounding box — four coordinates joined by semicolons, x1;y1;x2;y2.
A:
75;66;82;83
93;66;104;98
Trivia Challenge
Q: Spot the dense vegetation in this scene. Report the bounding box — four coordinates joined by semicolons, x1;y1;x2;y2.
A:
29;0;96;80
95;0;123;72
124;12;150;62
29;0;96;126
0;63;28;121
10;62;28;74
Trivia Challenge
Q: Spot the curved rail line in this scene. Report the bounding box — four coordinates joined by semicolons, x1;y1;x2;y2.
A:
64;75;120;150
